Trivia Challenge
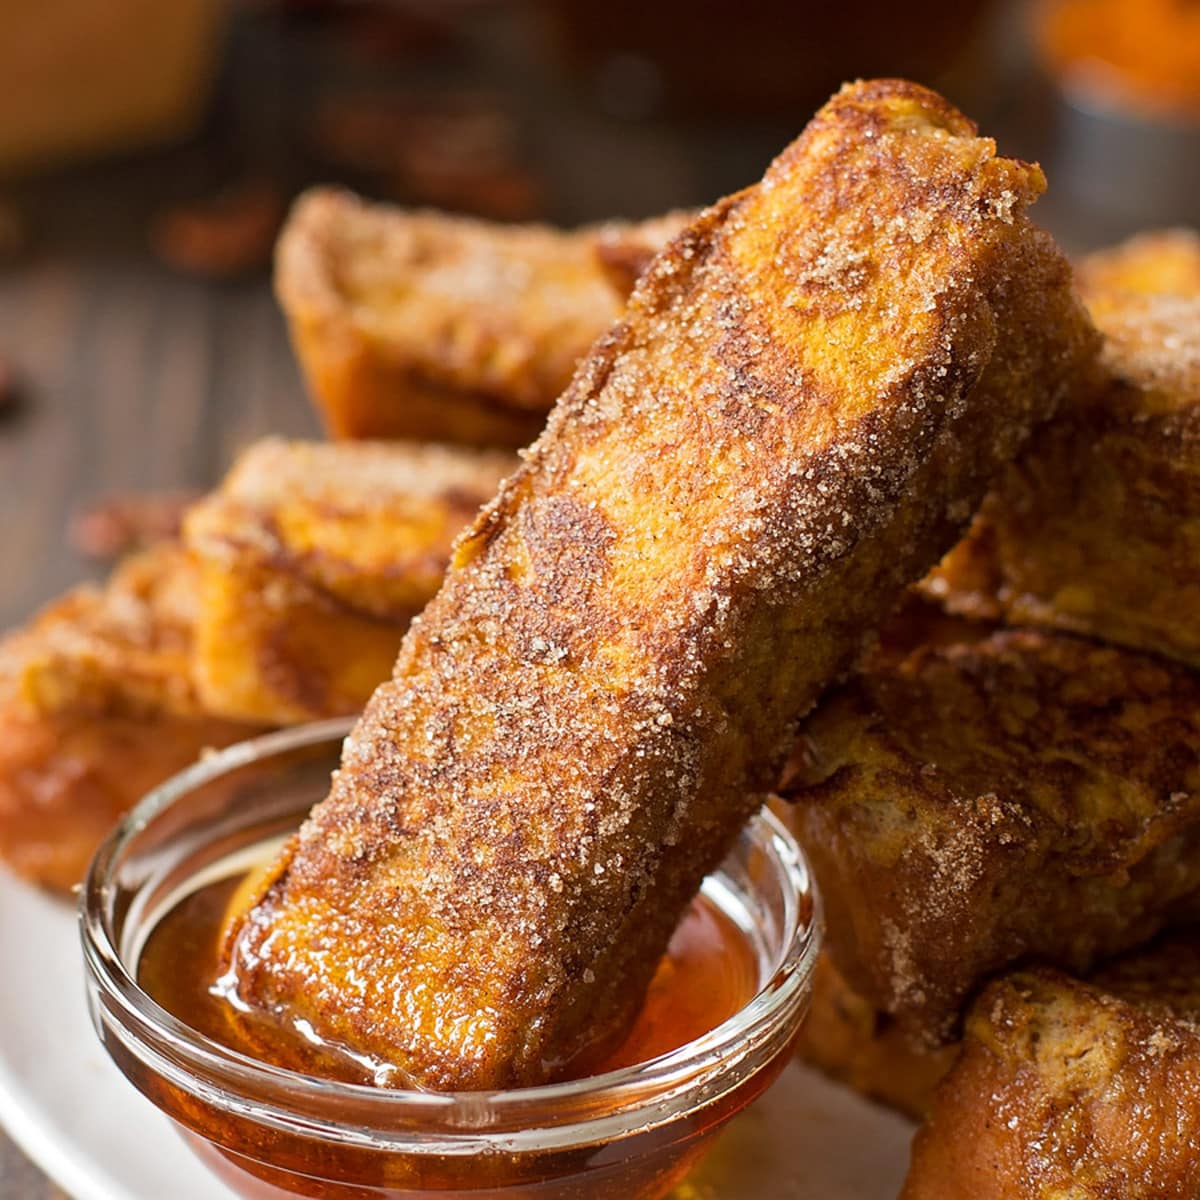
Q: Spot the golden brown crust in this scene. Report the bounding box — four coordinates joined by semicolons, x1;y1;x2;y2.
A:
0;543;202;720
784;625;1200;1045
227;80;1095;1091
0;544;258;891
184;439;513;723
276;189;686;447
925;232;1200;665
903;936;1200;1199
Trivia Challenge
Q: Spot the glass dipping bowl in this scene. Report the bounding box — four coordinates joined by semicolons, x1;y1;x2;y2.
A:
80;720;821;1200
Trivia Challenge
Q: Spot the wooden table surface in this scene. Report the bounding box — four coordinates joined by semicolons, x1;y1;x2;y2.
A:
0;4;1130;1194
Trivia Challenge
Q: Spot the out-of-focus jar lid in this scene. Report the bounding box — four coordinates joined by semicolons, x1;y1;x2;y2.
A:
1031;0;1200;236
1035;0;1200;122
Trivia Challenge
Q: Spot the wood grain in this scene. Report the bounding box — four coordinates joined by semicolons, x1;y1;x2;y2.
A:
0;256;316;632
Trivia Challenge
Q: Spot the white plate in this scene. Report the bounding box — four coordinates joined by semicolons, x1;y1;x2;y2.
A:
0;868;913;1200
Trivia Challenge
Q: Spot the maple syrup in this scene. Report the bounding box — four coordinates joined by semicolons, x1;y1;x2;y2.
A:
138;866;760;1089
82;723;818;1200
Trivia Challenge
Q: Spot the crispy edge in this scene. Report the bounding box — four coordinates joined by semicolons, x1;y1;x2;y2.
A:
0;544;259;891
184;439;513;723
591;209;695;296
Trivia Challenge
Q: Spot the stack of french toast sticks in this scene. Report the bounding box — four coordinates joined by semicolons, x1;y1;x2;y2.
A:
1;79;1197;1195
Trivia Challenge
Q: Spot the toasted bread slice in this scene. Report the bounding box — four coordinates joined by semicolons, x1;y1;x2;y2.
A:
225;81;1095;1091
0;544;258;891
184;439;513;724
903;934;1200;1199
925;231;1200;665
276;188;689;447
784;625;1200;1045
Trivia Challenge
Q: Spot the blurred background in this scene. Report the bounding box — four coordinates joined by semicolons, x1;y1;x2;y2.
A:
0;0;1197;617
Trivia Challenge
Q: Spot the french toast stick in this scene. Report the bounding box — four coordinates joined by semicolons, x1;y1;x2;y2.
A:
0;440;510;889
903;934;1200;1199
184;439;513;724
0;544;260;891
225;80;1097;1091
276;188;689;447
924;231;1200;665
783;626;1200;1046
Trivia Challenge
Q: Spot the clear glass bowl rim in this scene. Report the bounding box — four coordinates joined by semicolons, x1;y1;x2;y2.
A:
80;718;822;1155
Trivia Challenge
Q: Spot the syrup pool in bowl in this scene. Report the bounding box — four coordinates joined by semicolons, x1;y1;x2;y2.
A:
139;857;761;1090
82;721;820;1200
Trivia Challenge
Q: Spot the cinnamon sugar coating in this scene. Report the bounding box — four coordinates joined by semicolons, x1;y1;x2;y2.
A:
276;188;689;447
924;231;1200;665
228;80;1096;1090
903;935;1200;1199
784;625;1200;1046
0;544;260;891
185;439;513;724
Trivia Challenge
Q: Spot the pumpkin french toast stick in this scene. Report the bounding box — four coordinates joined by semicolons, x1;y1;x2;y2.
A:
184;439;514;725
0;544;260;891
275;188;689;447
226;79;1096;1091
0;441;509;889
784;624;1200;1047
902;934;1200;1200
924;229;1200;665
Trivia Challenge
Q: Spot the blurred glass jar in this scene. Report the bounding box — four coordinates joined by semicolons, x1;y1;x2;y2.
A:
537;0;995;118
1032;0;1200;232
1036;0;1200;123
0;0;229;175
